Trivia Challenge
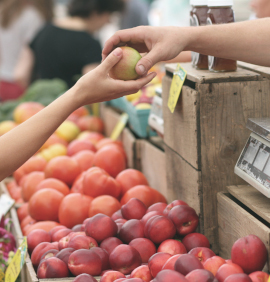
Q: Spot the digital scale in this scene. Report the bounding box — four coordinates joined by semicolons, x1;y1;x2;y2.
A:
148;87;164;136
235;118;270;198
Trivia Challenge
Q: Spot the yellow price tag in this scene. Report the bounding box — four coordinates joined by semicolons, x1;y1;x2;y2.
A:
110;113;129;141
92;103;100;117
0;269;4;282
5;237;27;282
168;64;187;113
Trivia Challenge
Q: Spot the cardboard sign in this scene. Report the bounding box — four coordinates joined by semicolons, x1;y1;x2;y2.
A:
110;113;129;141
5;237;27;282
168;64;187;113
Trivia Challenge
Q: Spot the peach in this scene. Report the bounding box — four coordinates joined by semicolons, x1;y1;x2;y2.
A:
168;206;199;236
109;47;141;81
72;150;95;172
148;252;172;278
182;233;210;252
85;214;118;243
203;256;226;276
100;270;125;282
185;269;215;282
109;244;142;275
121;198;147;220
144;215;176;244
77;116;104;133
31;242;59;269
49;226;66;237
153;269;188;282
40;249;59;261
68;249;102;276
91;247;110;271
231;235;267;274
112;210;124;221
224;273;252;282
67;139;96;156
141;211;163;226
163;200;189;216
114;279;126;282
115;219;127;224
131;265;153;282
37;257;69;278
100;237;123;256
13;102;44;124
119;219;145;243
174;254;204;276
55;248;75;265
73;273;98;282
157;239;187;256
188;247;215;264
162;254;182;271
215;263;244;282
51;228;72;242
147;203;167;214
44;156;81;186
58;232;85;250
249;271;269;282
72;224;83;232
129;238;156;263
27;229;51;253
36;178;70;196
68;235;98;250
77;131;104;145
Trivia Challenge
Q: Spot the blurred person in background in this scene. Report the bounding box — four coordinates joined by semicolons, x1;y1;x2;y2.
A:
15;0;124;89
250;0;270;18
120;0;149;29
0;0;54;101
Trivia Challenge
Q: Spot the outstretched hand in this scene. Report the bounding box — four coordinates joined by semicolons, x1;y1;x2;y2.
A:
102;26;186;77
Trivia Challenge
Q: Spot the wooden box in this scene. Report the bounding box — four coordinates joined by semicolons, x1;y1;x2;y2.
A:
218;187;270;270
162;63;270;252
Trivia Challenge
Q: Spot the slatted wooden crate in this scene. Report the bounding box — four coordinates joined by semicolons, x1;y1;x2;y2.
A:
162;62;270;252
218;187;270;271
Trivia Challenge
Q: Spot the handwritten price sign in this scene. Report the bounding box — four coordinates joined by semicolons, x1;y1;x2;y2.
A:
168;64;187;114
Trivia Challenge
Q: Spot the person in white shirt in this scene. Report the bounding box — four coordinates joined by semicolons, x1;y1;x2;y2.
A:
0;0;53;101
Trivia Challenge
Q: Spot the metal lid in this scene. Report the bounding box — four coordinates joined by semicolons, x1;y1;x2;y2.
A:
192;0;208;5
208;0;233;6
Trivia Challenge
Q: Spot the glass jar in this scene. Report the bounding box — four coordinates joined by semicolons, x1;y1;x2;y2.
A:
207;0;237;72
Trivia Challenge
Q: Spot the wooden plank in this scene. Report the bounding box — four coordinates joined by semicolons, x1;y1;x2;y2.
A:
238;61;270;80
136;140;167;198
227;185;270;224
122;128;136;169
199;79;270;254
165;63;260;84
162;76;200;169
164;145;202;223
217;192;270;270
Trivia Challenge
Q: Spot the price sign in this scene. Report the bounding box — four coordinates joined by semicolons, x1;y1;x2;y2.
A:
168;64;187;114
0;194;15;220
110;113;129;141
5;237;27;282
0;269;4;282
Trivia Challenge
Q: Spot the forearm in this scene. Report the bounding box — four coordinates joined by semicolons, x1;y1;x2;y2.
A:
184;18;270;66
0;88;80;181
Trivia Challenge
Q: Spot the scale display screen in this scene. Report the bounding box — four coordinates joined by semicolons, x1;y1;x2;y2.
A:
236;134;270;190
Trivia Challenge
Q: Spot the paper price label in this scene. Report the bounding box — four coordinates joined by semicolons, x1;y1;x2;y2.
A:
0;194;15;220
110;113;129;141
5;237;27;282
168;64;187;114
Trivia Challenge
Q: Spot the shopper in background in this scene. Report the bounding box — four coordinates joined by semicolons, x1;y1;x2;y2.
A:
0;0;54;101
14;0;124;89
120;0;149;29
250;0;270;18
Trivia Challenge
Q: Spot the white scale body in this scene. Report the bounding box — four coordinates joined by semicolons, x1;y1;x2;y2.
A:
235;118;270;198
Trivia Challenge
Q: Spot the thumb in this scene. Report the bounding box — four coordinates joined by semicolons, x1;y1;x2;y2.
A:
135;48;162;75
99;47;123;72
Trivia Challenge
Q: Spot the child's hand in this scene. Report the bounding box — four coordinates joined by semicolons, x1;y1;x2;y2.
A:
72;47;157;107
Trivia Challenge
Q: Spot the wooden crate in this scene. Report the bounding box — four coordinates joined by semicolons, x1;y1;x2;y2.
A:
136;139;167;197
162;62;270;252
217;190;270;271
238;62;270;80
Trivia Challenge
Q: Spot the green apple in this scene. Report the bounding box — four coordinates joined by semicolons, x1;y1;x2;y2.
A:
110;46;142;80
